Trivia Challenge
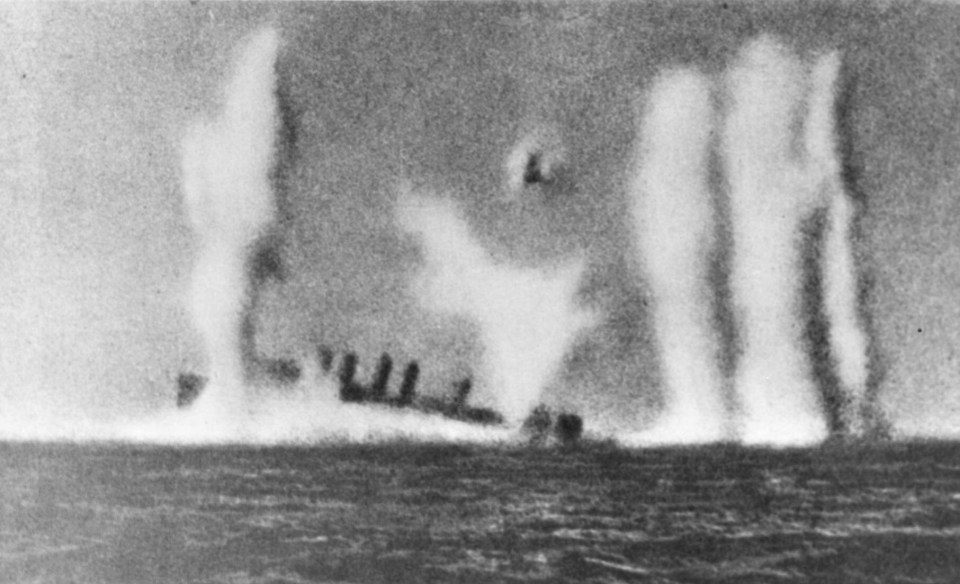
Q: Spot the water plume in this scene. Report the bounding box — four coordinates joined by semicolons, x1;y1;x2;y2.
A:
805;52;870;435
180;27;281;412
396;191;594;425
723;37;829;445
624;68;729;445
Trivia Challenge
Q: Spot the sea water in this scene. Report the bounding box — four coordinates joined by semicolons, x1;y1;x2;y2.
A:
2;440;959;583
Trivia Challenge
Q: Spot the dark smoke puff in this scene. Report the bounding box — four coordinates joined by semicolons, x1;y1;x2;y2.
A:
522;405;552;444
555;413;583;445
249;236;285;284
264;358;301;385
176;372;207;408
318;345;335;374
504;124;567;195
453;377;472;408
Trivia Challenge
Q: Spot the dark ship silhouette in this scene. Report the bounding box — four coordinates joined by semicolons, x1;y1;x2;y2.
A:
176;346;583;443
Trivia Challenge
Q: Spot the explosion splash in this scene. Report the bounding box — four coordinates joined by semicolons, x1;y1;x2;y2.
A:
396;190;595;426
723;37;832;446
180;28;282;415
624;68;730;445
806;52;871;435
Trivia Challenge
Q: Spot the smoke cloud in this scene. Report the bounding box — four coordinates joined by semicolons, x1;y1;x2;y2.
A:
396;191;595;425
180;28;281;412
624;68;730;445
723;37;830;446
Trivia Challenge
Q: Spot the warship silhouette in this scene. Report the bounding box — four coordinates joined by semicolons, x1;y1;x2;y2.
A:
176;346;583;443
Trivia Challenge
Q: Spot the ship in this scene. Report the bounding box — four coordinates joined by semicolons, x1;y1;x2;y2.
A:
176;346;583;443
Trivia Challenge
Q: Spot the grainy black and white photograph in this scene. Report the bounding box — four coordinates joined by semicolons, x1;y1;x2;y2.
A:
1;2;960;582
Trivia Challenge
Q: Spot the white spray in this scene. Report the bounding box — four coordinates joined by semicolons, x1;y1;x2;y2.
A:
723;37;829;446
625;68;729;445
396;191;594;425
181;28;281;412
805;52;870;435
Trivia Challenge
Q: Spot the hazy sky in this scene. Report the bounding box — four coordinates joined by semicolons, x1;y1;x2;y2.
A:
2;2;960;436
